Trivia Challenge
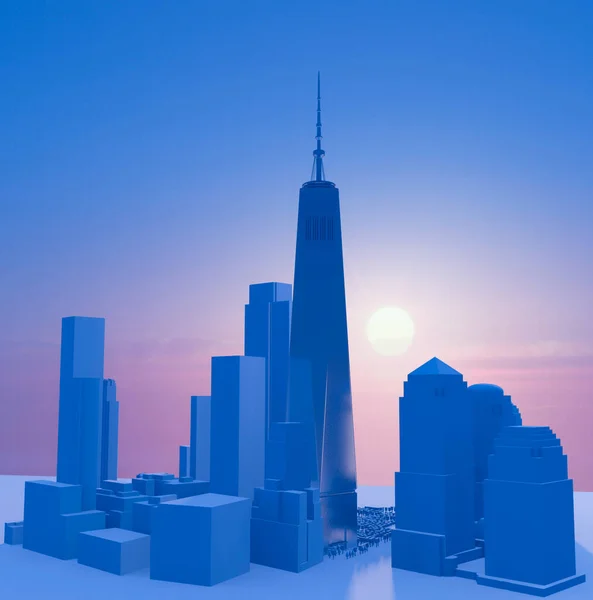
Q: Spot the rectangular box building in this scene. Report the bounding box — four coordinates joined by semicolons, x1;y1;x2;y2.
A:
244;282;292;447
57;317;106;510
190;395;211;482
209;356;265;500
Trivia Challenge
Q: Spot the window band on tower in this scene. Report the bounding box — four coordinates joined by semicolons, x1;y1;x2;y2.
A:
305;216;335;241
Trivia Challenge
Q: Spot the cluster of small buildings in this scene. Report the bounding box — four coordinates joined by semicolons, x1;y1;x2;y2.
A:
3;278;326;586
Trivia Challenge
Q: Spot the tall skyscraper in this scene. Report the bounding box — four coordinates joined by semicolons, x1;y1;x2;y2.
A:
288;74;357;546
209;356;266;499
56;316;106;510
391;358;476;575
244;282;292;447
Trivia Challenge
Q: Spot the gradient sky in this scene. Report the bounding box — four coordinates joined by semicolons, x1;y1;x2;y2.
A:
1;1;592;488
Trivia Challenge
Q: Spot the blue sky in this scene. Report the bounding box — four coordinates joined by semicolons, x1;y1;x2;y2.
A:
1;0;592;344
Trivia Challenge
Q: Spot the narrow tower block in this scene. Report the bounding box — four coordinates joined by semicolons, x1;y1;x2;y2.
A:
209;356;266;500
391;358;480;575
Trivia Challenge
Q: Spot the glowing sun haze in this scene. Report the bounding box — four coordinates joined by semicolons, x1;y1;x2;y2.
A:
366;307;415;356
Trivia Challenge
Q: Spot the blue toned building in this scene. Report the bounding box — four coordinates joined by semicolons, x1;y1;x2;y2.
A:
79;528;150;575
209;356;266;500
288;73;357;547
469;383;522;522
101;379;119;483
4;521;24;545
178;445;190;478
23;480;106;559
190;395;211;482
56;316;106;510
478;426;586;595
245;282;292;446
151;493;251;586
286;357;319;488
95;479;150;530
251;421;324;572
392;357;480;575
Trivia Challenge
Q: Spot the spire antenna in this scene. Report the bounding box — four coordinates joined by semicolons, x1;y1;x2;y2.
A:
311;71;326;182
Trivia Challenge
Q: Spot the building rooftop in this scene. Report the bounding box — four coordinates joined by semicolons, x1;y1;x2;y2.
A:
469;383;504;394
408;357;462;377
80;528;148;543
167;493;250;508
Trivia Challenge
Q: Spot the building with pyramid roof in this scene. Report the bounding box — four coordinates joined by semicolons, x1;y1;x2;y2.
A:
392;357;481;575
408;357;462;377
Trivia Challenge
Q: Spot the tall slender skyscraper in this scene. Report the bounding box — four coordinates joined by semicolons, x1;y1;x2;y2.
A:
209;356;266;500
288;73;357;546
56;316;106;510
101;378;119;482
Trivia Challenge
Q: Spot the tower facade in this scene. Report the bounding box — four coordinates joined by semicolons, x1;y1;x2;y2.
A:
391;357;476;575
244;282;292;447
101;378;119;483
209;355;266;500
288;74;357;546
189;395;211;482
56;316;106;510
469;383;522;522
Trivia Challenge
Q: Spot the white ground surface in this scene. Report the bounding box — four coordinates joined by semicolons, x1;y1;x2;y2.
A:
0;475;590;599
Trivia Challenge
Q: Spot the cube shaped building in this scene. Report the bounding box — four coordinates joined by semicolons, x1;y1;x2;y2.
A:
150;493;251;586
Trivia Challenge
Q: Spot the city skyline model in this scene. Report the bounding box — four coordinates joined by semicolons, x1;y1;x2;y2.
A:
289;73;358;546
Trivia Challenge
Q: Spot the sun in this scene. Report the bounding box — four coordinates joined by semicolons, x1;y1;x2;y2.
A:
366;306;415;356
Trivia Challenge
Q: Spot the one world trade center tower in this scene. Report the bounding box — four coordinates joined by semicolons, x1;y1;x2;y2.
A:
289;73;357;546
